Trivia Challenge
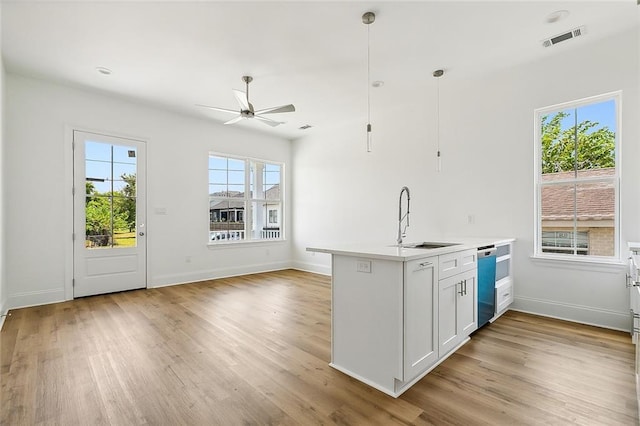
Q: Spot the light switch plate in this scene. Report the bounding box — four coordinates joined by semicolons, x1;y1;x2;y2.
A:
356;260;371;273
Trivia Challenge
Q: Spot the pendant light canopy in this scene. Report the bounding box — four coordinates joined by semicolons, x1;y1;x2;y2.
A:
363;11;375;153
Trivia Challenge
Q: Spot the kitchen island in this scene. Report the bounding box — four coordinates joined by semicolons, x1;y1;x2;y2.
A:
307;238;514;397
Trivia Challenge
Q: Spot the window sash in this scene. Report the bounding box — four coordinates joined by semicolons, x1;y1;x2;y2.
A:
209;153;283;244
534;91;620;260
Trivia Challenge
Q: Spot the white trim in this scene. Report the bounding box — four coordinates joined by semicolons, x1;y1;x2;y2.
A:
530;254;625;273
0;299;8;331
291;260;331;276
8;288;66;310
64;125;74;301
207;238;286;248
533;91;622;262
512;295;630;331
149;261;292;288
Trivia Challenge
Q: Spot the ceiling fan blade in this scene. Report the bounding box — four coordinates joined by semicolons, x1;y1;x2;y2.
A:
196;104;239;115
233;89;251;111
224;116;244;125
254;104;296;115
254;115;284;127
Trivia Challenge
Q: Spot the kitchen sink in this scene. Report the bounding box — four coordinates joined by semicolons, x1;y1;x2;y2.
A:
396;242;461;249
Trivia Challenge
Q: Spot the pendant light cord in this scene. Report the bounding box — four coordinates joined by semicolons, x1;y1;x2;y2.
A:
367;22;371;126
436;76;440;159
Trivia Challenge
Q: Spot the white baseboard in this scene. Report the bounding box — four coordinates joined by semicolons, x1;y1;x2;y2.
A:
0;297;7;331
8;288;66;311
149;260;293;288
291;260;331;276
512;295;631;332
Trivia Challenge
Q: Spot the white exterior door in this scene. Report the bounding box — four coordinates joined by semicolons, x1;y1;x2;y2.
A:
73;131;146;297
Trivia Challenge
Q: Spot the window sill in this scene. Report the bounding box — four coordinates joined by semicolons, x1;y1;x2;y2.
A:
207;239;287;249
530;254;626;273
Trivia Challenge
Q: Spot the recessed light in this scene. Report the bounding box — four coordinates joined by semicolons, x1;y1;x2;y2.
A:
546;10;569;24
96;67;112;75
372;80;384;88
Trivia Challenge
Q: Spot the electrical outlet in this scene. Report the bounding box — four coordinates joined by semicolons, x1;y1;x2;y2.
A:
356;260;372;273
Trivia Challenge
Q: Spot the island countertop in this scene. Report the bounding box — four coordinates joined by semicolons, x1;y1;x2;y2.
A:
306;237;515;262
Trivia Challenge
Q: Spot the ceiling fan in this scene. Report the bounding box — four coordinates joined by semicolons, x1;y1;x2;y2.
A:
197;76;295;127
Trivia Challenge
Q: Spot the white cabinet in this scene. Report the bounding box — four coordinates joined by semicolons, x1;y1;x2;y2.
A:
438;251;477;356
328;247;479;397
627;243;640;409
403;257;439;380
439;249;477;279
494;242;514;317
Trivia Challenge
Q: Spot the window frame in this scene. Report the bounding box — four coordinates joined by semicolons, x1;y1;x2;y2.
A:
533;91;621;263
208;152;285;245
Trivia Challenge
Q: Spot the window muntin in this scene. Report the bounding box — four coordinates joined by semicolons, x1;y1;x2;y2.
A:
535;93;619;260
85;141;137;249
209;154;283;243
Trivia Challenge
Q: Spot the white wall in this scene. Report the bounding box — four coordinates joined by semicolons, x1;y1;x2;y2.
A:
5;74;292;309
0;3;7;325
292;27;639;330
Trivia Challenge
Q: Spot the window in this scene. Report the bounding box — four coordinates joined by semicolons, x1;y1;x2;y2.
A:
534;92;620;260
208;154;283;243
268;209;278;225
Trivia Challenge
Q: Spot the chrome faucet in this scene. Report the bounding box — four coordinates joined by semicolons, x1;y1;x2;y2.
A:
397;186;411;246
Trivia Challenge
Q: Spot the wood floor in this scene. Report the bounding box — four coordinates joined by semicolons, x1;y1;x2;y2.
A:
1;270;637;425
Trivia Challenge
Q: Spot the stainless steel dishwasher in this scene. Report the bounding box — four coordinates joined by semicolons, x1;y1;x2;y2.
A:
477;245;497;328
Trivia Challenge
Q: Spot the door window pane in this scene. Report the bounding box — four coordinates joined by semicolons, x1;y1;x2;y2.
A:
85;141;137;249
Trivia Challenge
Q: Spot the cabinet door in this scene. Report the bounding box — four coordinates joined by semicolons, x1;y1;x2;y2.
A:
403;257;438;380
458;269;477;336
439;269;477;356
438;273;463;355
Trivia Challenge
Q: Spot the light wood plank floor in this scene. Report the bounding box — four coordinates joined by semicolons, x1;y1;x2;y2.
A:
1;270;637;425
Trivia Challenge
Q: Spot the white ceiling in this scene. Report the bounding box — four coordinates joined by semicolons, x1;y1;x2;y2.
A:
2;1;637;140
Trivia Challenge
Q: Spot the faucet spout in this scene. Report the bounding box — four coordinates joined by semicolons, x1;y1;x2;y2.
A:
397;186;411;246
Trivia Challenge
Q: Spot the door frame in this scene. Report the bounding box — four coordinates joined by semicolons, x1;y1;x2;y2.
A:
64;125;149;300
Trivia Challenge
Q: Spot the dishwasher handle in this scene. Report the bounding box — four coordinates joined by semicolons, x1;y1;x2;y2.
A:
477;246;497;258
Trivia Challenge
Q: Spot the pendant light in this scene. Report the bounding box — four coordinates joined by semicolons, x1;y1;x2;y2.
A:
433;69;444;171
363;11;375;153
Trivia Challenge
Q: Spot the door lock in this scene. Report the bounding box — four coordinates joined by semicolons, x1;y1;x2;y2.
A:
139;232;145;236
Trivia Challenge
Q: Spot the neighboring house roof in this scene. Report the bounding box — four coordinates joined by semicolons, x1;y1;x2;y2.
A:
541;168;614;221
209;184;280;210
210;199;244;210
265;184;280;200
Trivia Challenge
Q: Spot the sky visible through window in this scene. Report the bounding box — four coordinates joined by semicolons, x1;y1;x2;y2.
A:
208;155;280;196
85;141;136;193
557;99;615;134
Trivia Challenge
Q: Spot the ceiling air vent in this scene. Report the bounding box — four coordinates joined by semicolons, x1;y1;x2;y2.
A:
542;26;586;48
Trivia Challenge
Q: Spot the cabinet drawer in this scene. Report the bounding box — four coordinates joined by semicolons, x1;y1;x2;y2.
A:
439;249;477;280
496;279;513;313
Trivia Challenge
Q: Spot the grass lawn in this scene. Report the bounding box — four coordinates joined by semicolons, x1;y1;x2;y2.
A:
114;231;136;247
